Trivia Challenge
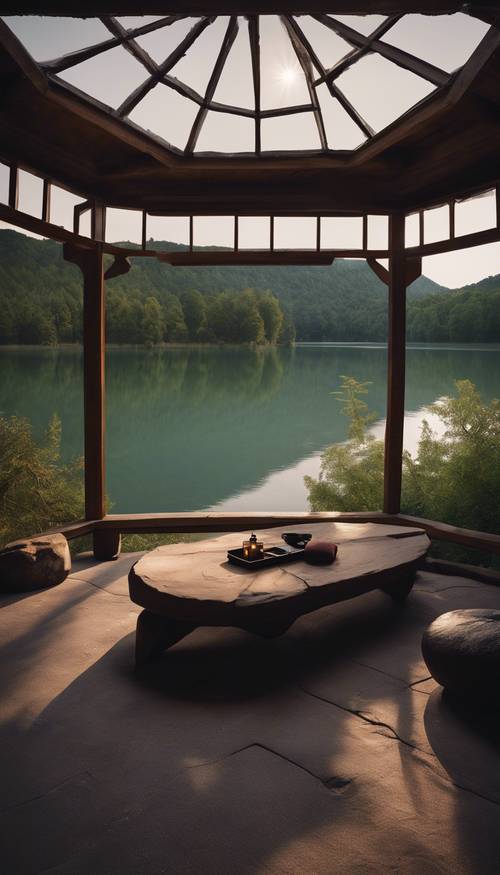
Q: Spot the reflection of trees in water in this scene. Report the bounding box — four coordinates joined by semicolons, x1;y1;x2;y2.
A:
106;347;285;410
0;349;84;458
406;347;500;411
3;345;500;513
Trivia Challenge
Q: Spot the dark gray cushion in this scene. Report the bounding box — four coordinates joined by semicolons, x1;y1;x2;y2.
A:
422;609;500;703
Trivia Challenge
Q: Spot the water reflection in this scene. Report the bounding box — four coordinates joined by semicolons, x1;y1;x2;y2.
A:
1;344;500;512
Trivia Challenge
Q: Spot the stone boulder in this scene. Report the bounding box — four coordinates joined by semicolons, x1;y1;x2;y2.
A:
422;609;500;705
0;533;71;593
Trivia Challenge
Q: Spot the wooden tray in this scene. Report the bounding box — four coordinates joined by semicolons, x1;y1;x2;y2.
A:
227;544;306;570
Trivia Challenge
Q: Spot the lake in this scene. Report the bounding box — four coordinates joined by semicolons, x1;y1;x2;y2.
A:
1;343;500;514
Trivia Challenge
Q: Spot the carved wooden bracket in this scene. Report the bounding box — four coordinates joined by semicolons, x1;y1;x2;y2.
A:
63;241;97;271
367;255;422;287
63;243;130;281
104;254;131;280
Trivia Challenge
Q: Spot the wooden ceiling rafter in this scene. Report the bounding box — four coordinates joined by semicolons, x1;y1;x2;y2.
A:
280;15;375;140
100;16;159;76
1;8;500;216
247;15;261;154
280;15;327;149
185;15;239;153
0;2;497;14
116;15;216;117
40;15;187;74
313;13;450;86
5;8;494;162
311;14;402;87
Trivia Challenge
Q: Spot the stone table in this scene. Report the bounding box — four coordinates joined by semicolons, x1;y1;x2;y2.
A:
129;523;429;665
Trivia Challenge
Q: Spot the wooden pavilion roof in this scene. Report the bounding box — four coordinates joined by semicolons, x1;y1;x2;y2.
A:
1;3;500;215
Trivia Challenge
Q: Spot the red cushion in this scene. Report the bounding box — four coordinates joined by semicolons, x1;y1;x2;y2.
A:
304;540;338;565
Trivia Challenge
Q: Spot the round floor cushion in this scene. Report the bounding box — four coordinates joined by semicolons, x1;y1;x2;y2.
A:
422;609;500;704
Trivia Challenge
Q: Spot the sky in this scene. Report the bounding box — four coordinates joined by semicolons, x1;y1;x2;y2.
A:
0;12;499;288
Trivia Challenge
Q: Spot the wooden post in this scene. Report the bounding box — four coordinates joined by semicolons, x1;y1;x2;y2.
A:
8;164;18;210
63;241;114;557
42;179;51;223
82;247;105;523
384;213;407;515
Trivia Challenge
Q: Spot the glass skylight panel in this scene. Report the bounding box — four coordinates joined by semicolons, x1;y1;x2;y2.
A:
261;112;321;151
194;111;254;153
212;20;254;110
129;85;199;150
260;15;310;110
330;15;387;37
381;13;490;73
134;18;201;65
336;54;435;133
316;83;367;150
60;45;148;111
169;16;228;95
2;16;109;61
3;12;485;157
295;16;353;70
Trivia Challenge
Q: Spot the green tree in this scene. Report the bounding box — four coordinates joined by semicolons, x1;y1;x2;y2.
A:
256;290;283;343
0;414;84;547
180;289;206;340
163;293;188;341
305;377;500;565
277;313;296;346
141;296;164;347
305;376;383;512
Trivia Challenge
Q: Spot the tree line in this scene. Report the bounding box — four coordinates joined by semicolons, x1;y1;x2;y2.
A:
2;228;500;345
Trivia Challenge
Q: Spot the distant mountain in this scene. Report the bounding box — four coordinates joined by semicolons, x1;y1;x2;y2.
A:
2;227;495;345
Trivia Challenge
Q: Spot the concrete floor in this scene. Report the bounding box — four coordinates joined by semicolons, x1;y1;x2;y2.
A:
1;552;500;875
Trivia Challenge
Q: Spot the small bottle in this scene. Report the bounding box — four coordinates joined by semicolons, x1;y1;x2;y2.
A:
242;532;264;560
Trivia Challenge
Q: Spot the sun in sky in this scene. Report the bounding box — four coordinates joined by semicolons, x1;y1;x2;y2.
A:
279;65;299;87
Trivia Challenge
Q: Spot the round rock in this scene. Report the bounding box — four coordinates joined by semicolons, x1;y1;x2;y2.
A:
422;609;500;704
0;533;71;593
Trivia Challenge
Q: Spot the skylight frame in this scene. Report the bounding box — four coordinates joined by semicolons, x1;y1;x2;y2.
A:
8;10;489;158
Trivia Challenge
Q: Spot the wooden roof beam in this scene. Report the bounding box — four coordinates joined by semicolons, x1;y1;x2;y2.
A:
282;15;374;139
313;15;402;86
117;16;216;117
281;16;327;150
247;15;261;155
314;13;449;87
185;16;239;153
0;3;491;15
40;15;184;74
351;25;500;165
100;16;159;75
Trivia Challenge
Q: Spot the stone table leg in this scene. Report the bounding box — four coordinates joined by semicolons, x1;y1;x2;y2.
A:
135;610;196;666
380;571;415;604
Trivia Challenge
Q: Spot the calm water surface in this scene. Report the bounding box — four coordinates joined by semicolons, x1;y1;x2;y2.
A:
1;343;500;513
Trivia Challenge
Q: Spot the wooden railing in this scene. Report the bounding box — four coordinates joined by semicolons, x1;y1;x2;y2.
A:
45;511;500;561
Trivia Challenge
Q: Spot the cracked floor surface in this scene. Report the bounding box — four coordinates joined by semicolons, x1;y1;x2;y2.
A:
1;553;500;874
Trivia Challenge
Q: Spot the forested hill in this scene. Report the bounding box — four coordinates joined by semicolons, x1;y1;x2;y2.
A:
1;227;498;344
